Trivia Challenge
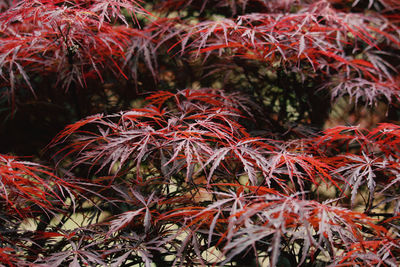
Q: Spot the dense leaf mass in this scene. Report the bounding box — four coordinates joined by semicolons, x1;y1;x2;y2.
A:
0;0;400;266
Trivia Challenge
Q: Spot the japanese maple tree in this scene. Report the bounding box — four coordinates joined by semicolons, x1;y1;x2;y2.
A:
0;0;400;266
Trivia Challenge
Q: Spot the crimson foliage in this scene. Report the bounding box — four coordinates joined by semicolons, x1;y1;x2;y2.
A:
0;0;400;266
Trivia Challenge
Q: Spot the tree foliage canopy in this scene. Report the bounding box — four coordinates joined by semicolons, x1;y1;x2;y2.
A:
0;0;400;266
